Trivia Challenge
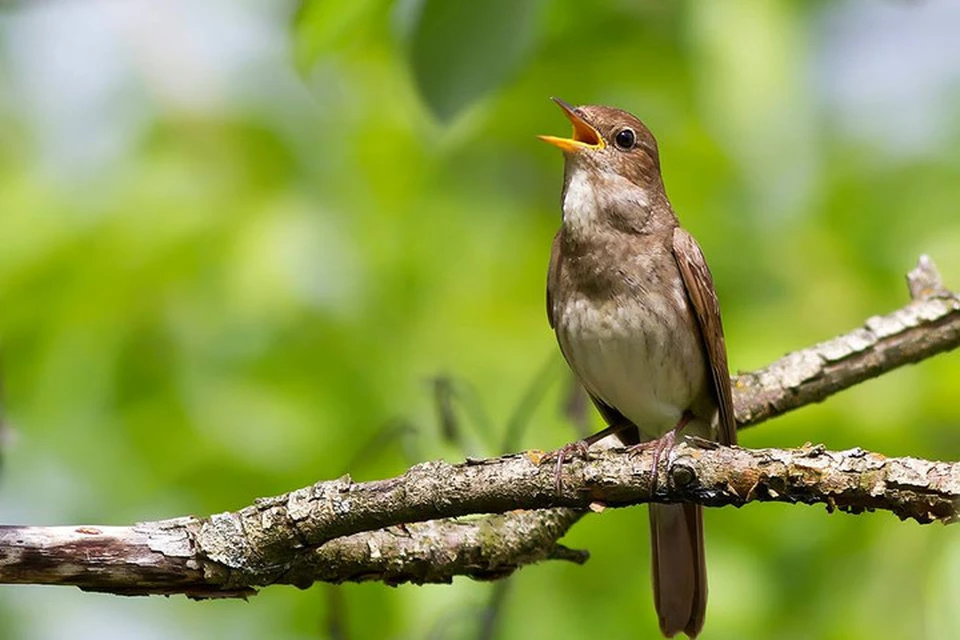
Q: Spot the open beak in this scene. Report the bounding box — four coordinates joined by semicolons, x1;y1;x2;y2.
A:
538;97;605;152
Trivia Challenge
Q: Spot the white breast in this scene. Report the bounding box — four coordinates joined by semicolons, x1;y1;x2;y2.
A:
557;292;704;441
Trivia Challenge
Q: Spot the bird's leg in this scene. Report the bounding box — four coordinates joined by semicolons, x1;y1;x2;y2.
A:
541;421;633;493
628;410;695;494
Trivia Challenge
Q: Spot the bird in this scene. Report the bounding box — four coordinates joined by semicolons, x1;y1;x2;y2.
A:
539;98;737;638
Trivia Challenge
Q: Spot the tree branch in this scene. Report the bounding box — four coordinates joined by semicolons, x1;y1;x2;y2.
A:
0;256;958;597
0;508;587;597
733;254;960;426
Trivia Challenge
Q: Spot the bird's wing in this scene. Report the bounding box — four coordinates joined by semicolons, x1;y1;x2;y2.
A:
672;227;737;446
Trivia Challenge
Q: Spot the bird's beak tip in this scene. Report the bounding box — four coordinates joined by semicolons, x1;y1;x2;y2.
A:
539;97;604;152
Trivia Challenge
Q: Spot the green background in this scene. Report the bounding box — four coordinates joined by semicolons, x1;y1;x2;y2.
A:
1;1;958;638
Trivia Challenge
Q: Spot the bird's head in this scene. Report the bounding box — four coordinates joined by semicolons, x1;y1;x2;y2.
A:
539;98;662;191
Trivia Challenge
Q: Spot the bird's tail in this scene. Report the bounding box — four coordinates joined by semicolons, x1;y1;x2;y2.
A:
649;502;707;638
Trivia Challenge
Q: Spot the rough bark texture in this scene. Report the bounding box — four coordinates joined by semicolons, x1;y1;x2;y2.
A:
0;255;958;597
0;509;587;596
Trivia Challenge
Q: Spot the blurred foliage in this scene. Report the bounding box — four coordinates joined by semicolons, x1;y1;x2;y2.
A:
402;0;544;122
0;0;959;639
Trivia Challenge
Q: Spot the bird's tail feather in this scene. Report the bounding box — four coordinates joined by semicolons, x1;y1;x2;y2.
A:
649;502;707;638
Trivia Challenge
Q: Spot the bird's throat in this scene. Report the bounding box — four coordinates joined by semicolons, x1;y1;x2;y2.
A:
562;166;602;233
561;164;653;238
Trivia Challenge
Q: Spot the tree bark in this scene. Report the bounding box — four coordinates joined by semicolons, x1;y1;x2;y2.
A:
0;256;957;597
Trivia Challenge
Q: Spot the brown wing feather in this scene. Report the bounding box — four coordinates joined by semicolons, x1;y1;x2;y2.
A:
672;227;737;446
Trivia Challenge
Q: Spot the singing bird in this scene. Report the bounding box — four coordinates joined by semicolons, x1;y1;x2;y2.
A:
540;99;737;638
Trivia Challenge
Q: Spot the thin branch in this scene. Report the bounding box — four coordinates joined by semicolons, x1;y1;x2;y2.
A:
0;256;957;597
733;255;960;426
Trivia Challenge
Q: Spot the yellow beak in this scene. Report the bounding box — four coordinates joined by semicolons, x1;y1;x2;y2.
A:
538;97;605;152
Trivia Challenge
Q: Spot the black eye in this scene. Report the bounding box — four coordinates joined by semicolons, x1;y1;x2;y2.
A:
614;128;636;150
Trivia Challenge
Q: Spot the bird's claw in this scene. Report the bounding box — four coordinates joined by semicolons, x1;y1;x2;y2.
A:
540;440;591;493
627;431;677;495
626;411;694;495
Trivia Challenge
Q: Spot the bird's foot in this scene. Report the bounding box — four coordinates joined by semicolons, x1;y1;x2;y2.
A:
627;411;695;495
540;440;592;493
627;431;676;495
539;422;633;493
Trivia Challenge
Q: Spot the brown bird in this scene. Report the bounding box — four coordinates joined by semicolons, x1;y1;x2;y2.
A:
540;99;737;638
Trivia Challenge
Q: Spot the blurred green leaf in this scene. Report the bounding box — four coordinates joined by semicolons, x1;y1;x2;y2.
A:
406;0;543;121
293;0;386;73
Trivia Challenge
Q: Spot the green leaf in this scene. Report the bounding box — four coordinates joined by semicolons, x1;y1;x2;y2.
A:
292;0;385;74
406;0;543;121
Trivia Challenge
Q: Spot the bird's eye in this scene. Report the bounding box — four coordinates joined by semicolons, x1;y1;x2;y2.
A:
614;128;636;150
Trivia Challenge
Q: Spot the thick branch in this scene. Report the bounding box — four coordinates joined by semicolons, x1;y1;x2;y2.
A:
1;442;956;596
0;508;586;597
0;256;958;596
